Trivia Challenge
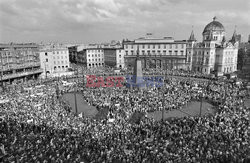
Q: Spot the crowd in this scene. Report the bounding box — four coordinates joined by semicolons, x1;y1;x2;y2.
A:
0;68;250;163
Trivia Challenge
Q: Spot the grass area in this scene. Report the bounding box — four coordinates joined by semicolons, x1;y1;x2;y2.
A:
147;100;217;121
62;93;98;118
63;93;217;122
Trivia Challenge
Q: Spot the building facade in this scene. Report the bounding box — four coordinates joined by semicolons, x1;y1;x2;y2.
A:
39;44;70;77
104;48;125;69
0;43;42;86
187;17;238;75
76;47;105;69
123;37;187;70
68;45;87;63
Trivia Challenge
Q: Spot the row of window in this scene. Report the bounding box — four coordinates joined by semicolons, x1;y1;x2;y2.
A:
87;54;103;58
125;44;185;49
54;61;69;64
52;51;68;55
52;56;68;59
125;50;185;56
88;63;104;67
194;51;213;55
87;50;104;53
88;58;104;62
53;65;68;70
225;57;235;63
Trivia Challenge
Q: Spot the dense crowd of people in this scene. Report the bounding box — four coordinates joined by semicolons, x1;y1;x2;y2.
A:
0;68;250;162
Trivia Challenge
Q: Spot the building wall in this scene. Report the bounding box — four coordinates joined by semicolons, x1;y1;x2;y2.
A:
39;45;70;76
85;48;104;68
116;49;125;69
123;38;187;70
0;43;42;84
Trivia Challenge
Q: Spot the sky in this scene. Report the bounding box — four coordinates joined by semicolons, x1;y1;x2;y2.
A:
0;0;250;44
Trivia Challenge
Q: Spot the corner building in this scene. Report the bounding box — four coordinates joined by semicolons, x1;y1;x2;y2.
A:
187;17;238;75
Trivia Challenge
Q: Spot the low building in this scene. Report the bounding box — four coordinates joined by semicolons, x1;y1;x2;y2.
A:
39;44;70;78
123;36;187;70
0;43;42;86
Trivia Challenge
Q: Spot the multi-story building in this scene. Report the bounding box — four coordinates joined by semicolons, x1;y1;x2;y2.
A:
76;47;105;68
238;42;250;79
0;43;42;86
104;47;125;69
39;44;70;77
187;17;238;75
68;45;87;63
123;36;187;70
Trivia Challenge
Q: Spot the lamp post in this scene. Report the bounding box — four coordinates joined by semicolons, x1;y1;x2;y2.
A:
74;85;78;115
199;93;203;117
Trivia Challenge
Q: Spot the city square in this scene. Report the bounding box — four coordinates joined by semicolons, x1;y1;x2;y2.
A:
1;0;250;162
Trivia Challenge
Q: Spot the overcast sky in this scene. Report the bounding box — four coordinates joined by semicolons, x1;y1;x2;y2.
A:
0;0;249;44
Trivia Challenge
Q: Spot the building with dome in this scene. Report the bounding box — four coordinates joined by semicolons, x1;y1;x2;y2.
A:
186;17;238;75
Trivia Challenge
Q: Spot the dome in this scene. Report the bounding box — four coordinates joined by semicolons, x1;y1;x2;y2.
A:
202;17;225;34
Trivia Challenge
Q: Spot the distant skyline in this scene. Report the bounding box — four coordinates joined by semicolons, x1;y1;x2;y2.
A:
0;0;250;44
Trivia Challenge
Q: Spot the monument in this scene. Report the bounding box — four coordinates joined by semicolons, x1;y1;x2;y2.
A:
130;46;146;88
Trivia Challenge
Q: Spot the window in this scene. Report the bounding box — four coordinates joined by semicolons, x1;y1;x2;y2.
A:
142;45;145;49
46;58;48;62
89;59;91;62
45;52;47;56
61;61;64;64
142;50;145;55
88;55;90;57
125;45;128;49
169;50;172;55
175;44;178;49
54;61;56;64
125;51;128;55
170;44;172;49
158;45;161;49
164;44;166;49
92;54;94;57
131;45;133;49
174;51;178;55
57;51;59;54
153;45;155;49
58;61;60;64
148;45;150;49
180;51;184;55
181;44;184;48
163;50;166;55
131;51;134;55
147;50;150;55
119;55;121;58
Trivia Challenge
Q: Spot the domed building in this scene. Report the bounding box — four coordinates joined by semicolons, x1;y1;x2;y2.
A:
186;17;238;75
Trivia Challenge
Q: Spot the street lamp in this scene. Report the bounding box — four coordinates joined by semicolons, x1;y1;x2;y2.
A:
199;93;203;117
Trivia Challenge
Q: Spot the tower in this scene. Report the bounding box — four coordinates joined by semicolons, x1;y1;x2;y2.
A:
132;46;145;88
